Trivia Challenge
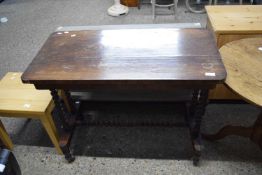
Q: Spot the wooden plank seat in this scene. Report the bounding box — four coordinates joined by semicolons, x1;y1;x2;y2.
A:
0;72;62;154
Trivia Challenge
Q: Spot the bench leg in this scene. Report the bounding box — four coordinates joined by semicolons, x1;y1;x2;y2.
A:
0;120;14;150
40;113;63;154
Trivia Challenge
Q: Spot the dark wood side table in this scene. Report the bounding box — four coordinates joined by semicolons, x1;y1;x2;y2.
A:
204;38;262;151
21;27;226;165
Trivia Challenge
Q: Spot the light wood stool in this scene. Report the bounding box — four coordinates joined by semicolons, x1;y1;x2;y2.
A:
0;72;62;154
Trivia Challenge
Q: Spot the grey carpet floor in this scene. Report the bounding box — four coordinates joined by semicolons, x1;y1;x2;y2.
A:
0;0;262;174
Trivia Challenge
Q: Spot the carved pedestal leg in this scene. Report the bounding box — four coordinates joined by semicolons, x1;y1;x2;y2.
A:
50;89;76;163
203;125;252;141
187;89;208;166
203;110;262;151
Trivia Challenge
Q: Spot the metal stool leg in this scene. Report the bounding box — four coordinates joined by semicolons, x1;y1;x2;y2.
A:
152;0;156;19
174;0;178;14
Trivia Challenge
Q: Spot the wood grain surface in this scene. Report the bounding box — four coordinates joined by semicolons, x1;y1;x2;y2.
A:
0;72;52;115
121;0;138;7
206;5;262;99
205;5;262;34
219;38;262;107
22;28;226;90
0;72;62;154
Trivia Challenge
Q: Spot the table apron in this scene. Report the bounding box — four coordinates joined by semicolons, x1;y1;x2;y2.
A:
32;82;220;91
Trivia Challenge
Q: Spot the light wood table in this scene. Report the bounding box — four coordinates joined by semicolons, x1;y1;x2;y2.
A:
204;38;262;151
205;5;262;99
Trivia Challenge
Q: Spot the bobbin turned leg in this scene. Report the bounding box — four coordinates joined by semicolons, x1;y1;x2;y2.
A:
50;89;76;163
187;89;208;166
61;90;85;125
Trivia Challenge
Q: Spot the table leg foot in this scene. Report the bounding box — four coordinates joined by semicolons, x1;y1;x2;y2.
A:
193;154;200;166
59;132;75;163
192;137;201;166
64;149;75;163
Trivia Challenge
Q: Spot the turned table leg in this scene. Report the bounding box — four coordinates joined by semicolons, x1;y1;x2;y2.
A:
50;89;76;163
187;89;209;166
61;90;85;125
203;110;262;151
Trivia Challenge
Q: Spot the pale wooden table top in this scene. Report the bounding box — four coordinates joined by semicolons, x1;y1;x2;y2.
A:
0;72;52;114
206;5;262;34
219;38;262;107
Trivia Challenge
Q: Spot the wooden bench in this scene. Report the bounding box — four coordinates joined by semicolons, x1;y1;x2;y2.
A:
0;72;62;154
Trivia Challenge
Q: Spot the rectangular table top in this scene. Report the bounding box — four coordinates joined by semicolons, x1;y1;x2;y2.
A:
206;5;262;34
22;28;226;90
